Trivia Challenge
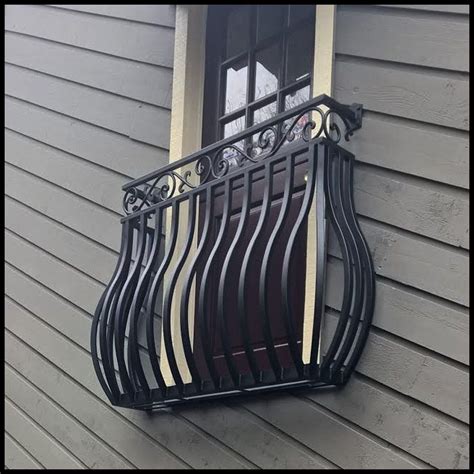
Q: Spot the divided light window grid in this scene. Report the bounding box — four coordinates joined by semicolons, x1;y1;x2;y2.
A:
218;4;315;143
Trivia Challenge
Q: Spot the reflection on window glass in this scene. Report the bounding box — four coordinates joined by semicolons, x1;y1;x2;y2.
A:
223;116;246;166
225;59;248;113
255;43;280;100
257;5;285;42
286;26;313;85
226;6;250;58
289;4;314;25
224;115;246;138
283;113;311;145
284;86;310;110
253;101;277;125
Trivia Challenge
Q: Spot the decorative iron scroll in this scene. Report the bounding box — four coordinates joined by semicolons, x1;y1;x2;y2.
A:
122;94;362;215
91;96;374;411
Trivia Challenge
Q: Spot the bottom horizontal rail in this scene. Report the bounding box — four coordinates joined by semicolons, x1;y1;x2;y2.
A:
122;381;339;412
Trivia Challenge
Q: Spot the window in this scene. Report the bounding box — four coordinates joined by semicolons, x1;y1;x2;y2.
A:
203;5;315;146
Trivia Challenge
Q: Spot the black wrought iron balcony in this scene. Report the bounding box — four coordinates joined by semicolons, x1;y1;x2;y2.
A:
91;94;375;411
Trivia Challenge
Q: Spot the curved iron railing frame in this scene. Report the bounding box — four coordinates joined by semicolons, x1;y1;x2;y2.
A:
91;94;375;411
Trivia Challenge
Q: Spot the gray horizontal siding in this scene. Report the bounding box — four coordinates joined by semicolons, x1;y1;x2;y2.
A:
5;32;173;108
5;364;133;469
49;4;176;28
335;58;468;131
343;112;469;189
5;3;469;471
330;4;470;469
377;4;470;14
5;432;44;470
5;398;85;469
5;4;175;67
337;5;469;71
5;64;171;149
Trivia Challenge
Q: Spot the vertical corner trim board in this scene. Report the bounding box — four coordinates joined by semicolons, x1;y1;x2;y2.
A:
303;4;336;364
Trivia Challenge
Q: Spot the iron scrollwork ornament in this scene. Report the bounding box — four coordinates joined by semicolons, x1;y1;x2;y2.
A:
122;94;363;215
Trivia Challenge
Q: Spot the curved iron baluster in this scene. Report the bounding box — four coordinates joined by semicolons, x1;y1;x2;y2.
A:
91;292;115;404
319;149;354;382
95;220;134;402
217;170;253;386
127;224;155;393
180;187;215;391
309;143;328;376
280;148;317;378
238;162;275;383
339;153;375;380
260;155;294;380
162;194;198;395
128;211;164;395
197;179;233;388
328;150;364;378
114;214;148;396
145;202;180;397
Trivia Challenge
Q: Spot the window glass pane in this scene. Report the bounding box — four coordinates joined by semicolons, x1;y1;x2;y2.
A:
252;101;277;125
254;43;280;101
223;116;246;166
286;26;313;85
284;85;310;110
226;6;250;58
257;5;285;42
289;5;315;25
224;115;246;138
224;59;248;114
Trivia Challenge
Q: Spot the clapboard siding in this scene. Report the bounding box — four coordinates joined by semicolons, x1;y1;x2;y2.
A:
5;97;169;178
5;365;133;469
5;3;469;470
335;58;469;131
5;432;43;470
5;198;117;282
5;130;127;214
377;4;470;15
5;4;175;67
327;4;470;469
343;112;469;190
5;398;85;469
304;375;469;470
5;32;173;109
330;219;469;307
336;6;469;71
49;4;176;28
327;258;469;365
353;165;469;249
5;64;171;149
5;164;122;252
